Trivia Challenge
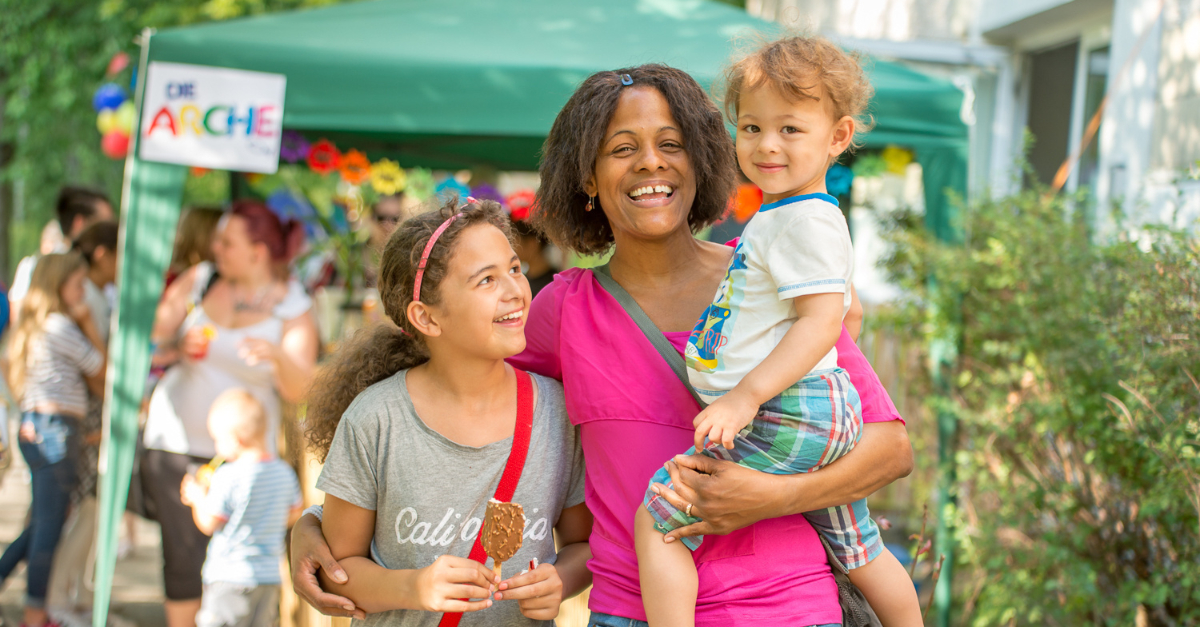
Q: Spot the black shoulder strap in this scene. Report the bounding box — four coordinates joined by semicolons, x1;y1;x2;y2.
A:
591;264;703;407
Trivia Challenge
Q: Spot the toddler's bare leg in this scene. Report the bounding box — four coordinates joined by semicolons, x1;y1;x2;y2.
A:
635;507;697;627
846;549;923;627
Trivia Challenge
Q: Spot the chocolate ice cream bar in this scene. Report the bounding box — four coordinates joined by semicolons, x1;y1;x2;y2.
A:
481;498;525;579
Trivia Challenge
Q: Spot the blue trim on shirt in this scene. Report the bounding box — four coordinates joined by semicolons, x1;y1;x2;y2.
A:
777;278;847;294
758;193;840;213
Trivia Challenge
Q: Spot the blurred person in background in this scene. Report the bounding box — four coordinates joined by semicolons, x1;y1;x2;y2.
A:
10;186;114;321
40;221;64;256
0;253;106;627
167;207;224;289
510;211;557;298
362;193;406;288
143;200;318;627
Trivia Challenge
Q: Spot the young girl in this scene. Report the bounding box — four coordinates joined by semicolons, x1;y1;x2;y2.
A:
306;197;592;626
0;252;106;627
635;37;923;626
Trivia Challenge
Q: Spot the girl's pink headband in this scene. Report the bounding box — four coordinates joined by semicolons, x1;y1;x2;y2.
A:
412;197;477;303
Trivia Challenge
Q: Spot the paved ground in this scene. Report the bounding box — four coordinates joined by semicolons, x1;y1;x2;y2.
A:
0;420;167;627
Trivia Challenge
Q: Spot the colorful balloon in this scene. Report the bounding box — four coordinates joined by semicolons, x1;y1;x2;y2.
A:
92;83;126;112
114;101;137;134
101;130;130;159
96;109;118;134
106;52;131;77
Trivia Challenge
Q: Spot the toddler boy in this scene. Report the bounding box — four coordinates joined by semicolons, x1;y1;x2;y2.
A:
181;389;302;627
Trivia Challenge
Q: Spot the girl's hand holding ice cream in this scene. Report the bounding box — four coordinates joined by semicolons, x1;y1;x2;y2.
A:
494;562;565;620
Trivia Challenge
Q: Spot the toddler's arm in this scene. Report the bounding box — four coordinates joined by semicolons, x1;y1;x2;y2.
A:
693;292;846;449
495;502;593;620
321;495;497;615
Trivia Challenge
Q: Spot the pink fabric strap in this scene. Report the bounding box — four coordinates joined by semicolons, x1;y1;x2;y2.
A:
413;197;475;302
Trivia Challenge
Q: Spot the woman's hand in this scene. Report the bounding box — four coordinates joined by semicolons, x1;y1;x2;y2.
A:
18;421;38;443
180;326;212;361
495;563;563;620
653;420;914;542
238;337;281;368
68;302;93;327
412;555;497;613
651;454;779;540
289;514;365;619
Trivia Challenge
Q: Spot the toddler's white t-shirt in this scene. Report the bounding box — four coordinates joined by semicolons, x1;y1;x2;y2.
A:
685;193;853;403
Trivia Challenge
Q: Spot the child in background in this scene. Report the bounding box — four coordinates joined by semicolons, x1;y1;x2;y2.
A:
181;389;302;627
636;36;922;626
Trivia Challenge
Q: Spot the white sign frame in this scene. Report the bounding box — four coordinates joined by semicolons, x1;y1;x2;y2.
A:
138;61;287;174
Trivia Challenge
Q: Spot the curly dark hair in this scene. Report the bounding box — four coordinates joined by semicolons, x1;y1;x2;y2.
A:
535;64;738;256
305;195;511;461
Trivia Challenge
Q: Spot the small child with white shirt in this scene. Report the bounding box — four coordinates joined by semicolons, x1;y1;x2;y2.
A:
181;389;302;627
635;36;922;627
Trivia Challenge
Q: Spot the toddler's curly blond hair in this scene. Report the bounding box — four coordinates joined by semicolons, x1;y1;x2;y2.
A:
723;35;875;153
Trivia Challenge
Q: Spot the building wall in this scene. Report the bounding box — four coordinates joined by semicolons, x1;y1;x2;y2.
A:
1151;0;1200;173
746;0;978;42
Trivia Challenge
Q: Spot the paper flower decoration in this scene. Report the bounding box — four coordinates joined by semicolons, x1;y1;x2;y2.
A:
338;149;371;185
92;83;126;112
506;190;537;222
470;183;505;206
825;164;854;197
881;145;914;175
731;183;763;224
369;159;407;195
307;139;341;175
100;130;130;159
406;168;436;201
267;190;322;240
280;131;310;163
435;177;471;201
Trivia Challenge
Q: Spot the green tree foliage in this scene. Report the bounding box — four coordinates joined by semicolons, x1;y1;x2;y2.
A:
0;0;341;270
883;191;1200;625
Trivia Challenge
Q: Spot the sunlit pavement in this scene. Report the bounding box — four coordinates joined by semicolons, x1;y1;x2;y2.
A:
0;420;167;627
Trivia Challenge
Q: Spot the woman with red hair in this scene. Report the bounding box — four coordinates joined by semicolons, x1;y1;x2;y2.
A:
143;200;319;627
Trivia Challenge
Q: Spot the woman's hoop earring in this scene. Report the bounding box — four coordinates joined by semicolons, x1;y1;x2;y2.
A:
586;196;594;212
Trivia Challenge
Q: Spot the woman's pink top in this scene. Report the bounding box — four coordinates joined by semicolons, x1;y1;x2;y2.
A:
509;267;902;626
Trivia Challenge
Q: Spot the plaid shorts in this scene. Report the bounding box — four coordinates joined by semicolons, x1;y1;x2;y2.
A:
644;368;884;569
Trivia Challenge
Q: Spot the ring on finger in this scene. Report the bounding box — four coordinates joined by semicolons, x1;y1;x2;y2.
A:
685;502;693;517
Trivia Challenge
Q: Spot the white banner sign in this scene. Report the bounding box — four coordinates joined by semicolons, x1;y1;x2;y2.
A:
139;62;287;174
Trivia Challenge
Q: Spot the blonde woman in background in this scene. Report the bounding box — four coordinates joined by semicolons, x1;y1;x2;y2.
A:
0;253;106;627
167;207;224;288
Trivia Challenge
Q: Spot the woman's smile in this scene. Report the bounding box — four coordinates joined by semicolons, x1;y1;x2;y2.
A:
625;179;678;208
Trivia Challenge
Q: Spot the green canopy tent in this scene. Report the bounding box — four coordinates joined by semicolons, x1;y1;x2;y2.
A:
96;0;968;623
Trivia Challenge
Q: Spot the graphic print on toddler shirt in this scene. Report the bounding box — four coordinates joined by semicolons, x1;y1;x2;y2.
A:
686;244;749;373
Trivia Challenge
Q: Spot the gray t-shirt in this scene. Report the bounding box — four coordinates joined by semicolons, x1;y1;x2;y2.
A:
316;370;586;627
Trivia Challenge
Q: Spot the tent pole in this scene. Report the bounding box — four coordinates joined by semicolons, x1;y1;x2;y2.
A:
93;29;187;627
918;145;967;627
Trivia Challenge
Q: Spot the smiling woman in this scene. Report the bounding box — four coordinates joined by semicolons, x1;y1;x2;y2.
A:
534;64;735;256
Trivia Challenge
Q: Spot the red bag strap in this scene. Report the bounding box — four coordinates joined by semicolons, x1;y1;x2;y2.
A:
438;368;534;627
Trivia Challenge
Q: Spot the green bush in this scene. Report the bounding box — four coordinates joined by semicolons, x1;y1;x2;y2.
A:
882;189;1200;625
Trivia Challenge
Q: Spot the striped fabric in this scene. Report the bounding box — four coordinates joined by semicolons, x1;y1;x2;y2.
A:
202;457;302;586
644;368;883;569
21;313;103;417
